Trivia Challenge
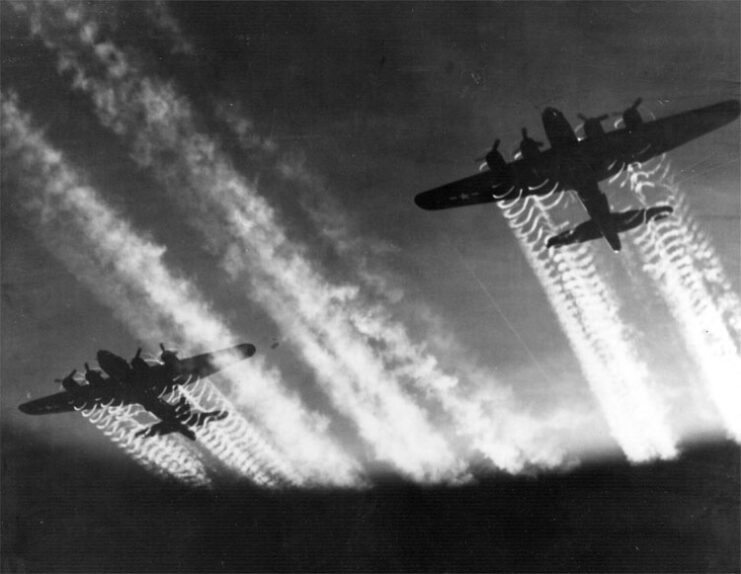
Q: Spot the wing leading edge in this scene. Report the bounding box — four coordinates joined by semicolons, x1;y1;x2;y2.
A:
176;343;256;380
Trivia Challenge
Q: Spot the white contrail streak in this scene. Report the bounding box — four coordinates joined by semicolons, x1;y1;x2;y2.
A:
43;1;600;476
2;91;355;485
80;403;212;487
497;183;677;462
23;0;468;481
620;157;741;441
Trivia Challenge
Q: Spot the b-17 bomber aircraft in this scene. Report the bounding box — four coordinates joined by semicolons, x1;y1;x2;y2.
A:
415;99;740;251
19;343;256;441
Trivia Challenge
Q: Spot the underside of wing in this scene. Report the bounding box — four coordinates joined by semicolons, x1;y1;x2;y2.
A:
177;343;256;380
414;171;511;210
19;391;85;415
599;100;740;168
19;380;122;415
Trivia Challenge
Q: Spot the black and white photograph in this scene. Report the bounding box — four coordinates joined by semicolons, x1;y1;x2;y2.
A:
1;2;739;572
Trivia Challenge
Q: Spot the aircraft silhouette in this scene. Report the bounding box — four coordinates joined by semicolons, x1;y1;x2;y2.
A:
415;99;740;251
19;343;256;441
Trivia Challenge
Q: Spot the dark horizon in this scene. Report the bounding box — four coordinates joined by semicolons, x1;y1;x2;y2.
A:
3;424;739;572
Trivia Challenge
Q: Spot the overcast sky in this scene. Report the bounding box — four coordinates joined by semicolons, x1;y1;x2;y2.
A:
2;2;739;487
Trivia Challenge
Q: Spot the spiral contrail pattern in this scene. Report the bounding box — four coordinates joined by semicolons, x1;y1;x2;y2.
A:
620;157;741;440
496;181;677;461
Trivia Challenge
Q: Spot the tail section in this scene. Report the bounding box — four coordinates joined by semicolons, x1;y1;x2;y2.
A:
547;205;673;249
135;420;197;441
135;405;229;441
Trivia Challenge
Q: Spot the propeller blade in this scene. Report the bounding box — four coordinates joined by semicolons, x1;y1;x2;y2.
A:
55;369;77;385
159;343;166;353
135;348;142;359
474;138;501;163
608;99;644;118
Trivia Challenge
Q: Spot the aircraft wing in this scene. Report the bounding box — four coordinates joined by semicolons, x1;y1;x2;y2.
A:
176;343;256;381
591;99;740;176
18;381;120;415
415;149;565;211
414;100;739;212
414;171;509;210
18;391;80;415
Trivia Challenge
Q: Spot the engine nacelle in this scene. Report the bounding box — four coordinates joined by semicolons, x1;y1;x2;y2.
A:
159;343;182;377
62;378;82;392
623;98;643;132
484;139;510;177
58;369;82;391
130;348;150;379
519;128;544;160
578;113;609;140
84;363;106;386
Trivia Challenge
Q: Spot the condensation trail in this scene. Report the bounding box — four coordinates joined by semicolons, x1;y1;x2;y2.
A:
13;1;691;480
80;402;211;487
496;180;677;461
21;0;468;481
47;1;597;476
173;380;292;486
1;91;324;486
620;156;741;440
213;66;582;473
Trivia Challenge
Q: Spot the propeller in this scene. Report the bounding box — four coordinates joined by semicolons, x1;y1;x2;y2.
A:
474;139;501;162
607;97;644;118
54;369;77;385
159;343;179;364
521;128;543;147
83;363;105;385
159;343;170;356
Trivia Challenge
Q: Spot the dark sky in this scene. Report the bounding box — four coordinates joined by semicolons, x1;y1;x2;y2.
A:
2;1;740;570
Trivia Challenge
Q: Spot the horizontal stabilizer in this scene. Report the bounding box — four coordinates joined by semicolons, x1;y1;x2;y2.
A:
547;205;672;248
